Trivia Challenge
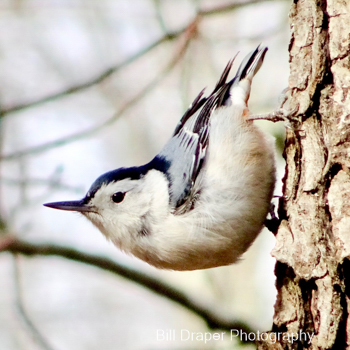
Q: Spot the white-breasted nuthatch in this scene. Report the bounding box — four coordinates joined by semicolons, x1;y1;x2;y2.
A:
44;45;275;270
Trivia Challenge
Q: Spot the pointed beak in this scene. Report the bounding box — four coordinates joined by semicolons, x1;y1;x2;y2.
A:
43;199;93;213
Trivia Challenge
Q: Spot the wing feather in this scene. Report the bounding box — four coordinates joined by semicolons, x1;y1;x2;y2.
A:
159;46;266;214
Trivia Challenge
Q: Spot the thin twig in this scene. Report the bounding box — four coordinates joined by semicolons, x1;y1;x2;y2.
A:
0;31;178;119
12;254;57;350
3;239;254;340
2;175;84;194
2;176;83;193
1;19;196;162
0;0;284;120
0;0;287;162
152;0;168;33
199;0;281;16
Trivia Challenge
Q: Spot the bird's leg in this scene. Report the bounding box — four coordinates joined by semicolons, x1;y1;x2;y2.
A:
249;108;294;123
248;88;299;125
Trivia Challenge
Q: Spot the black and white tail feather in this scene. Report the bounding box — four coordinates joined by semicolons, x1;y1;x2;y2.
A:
44;45;275;271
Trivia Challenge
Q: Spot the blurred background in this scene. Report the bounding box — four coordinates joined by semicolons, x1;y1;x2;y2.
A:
0;0;290;349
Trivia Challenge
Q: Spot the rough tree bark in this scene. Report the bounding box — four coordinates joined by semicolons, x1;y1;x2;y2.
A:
258;0;350;349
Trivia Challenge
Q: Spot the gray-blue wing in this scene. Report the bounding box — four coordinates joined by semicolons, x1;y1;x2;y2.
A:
158;112;208;212
159;45;267;214
158;62;234;213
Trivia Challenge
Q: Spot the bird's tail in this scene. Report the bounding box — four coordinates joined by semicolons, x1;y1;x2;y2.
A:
230;44;267;106
234;44;267;83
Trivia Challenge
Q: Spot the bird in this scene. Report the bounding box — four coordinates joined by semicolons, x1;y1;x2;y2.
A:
44;45;275;271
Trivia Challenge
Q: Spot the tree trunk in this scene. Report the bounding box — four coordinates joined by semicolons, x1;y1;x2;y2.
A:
258;0;350;349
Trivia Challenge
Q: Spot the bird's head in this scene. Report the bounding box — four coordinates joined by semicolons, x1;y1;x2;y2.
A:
44;166;170;251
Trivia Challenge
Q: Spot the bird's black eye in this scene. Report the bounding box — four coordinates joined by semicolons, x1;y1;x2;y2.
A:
112;192;125;203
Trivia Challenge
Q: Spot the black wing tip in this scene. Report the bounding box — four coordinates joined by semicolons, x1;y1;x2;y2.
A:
174;45;268;136
173;89;207;136
212;55;237;93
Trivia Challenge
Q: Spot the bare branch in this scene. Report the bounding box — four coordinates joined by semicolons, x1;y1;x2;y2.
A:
152;0;168;34
198;0;280;16
2;238;254;340
1;19;197;162
2;171;84;194
0;31;177;119
12;255;57;350
0;0;285;119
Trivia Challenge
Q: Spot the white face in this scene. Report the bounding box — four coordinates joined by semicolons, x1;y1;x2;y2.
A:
82;170;170;252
